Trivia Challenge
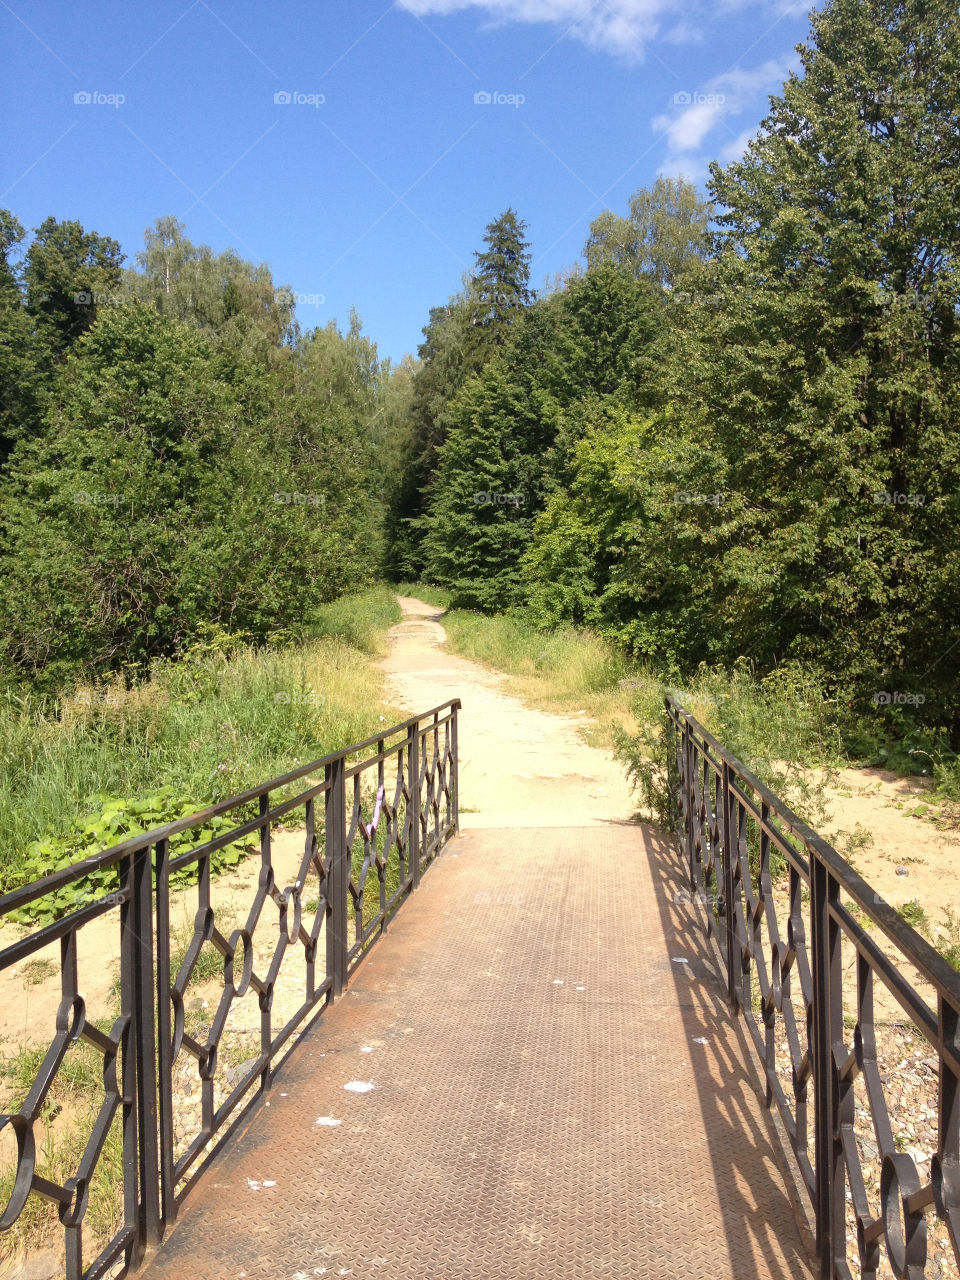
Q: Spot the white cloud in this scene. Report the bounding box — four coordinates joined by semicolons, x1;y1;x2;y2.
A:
652;54;797;156
653;101;725;152
397;0;680;57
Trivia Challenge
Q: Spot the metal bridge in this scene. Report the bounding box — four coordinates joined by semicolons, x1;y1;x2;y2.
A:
1;699;958;1279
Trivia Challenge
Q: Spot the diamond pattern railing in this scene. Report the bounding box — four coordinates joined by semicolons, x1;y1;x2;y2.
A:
0;700;459;1279
666;695;960;1279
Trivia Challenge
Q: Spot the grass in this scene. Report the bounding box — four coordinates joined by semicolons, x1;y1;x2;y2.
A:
0;1026;125;1264
305;585;402;654
19;958;58;986
0;587;406;893
438;606;638;751
421;602;846;837
897;899;930;934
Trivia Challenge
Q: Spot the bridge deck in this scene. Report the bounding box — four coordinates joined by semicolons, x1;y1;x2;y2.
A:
138;824;814;1280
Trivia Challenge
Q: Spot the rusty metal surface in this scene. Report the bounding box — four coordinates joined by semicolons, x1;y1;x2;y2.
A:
137;823;815;1280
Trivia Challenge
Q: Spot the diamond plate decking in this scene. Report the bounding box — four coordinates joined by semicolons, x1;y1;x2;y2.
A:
137;823;815;1280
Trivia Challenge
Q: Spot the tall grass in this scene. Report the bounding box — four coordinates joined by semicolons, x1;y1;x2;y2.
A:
305;585;402;653
0;588;405;891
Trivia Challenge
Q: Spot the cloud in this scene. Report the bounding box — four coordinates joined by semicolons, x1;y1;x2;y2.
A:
653;101;725;152
652;55;797;156
397;0;682;57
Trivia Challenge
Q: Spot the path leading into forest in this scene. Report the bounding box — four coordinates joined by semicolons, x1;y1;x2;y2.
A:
379;596;638;828
133;597;814;1280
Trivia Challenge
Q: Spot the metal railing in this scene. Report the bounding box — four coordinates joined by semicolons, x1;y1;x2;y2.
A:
0;700;459;1279
666;695;960;1279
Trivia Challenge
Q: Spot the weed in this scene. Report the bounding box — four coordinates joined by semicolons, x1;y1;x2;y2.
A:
897;899;930;935
18;959;58;987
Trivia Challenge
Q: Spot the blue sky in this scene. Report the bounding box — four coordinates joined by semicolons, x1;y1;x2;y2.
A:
1;0;811;362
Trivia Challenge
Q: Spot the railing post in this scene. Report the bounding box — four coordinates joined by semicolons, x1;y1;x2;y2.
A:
131;841;160;1250
721;760;739;1009
325;756;348;998
811;853;841;1278
153;837;175;1229
408;721;422;890
683;719;696;890
450;703;460;834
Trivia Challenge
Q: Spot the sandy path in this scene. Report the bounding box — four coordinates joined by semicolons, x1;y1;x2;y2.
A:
379;597;637;828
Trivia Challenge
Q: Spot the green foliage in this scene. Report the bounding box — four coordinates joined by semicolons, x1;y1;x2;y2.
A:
385;209;537;578
0;301;383;686
23;216;124;361
305;585;403;654
0;616;398;894
10;788;250;926
584;175;712;288
128;215;295;359
419;263;662;607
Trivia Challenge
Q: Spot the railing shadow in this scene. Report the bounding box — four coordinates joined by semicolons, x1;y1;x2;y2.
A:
641;821;817;1279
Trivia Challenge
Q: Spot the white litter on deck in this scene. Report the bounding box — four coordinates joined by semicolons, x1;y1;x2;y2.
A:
344;1080;375;1093
693;1037;711;1045
315;1116;342;1127
671;957;690;965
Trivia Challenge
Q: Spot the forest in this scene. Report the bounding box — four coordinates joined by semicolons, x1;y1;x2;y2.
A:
1;0;958;821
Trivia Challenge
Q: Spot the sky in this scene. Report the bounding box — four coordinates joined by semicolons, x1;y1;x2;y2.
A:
1;0;812;362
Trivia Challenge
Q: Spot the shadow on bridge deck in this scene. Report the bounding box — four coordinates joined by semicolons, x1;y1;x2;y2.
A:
137;823;815;1280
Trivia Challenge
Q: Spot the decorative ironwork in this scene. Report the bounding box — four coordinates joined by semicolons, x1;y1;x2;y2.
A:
0;701;459;1279
666;695;960;1279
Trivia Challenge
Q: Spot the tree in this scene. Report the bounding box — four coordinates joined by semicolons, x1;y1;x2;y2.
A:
470;207;534;343
0;210;42;463
24;217;125;361
0;304;378;685
128;216;296;359
648;0;960;716
585;176;712;288
386;211;536;577
419;263;663;606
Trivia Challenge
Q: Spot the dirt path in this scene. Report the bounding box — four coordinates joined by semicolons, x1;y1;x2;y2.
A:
379;597;638;828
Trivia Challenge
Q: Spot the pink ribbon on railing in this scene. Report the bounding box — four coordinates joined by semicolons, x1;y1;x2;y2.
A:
363;785;385;842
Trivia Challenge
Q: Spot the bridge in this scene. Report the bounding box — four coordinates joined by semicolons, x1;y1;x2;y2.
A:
1;609;959;1280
